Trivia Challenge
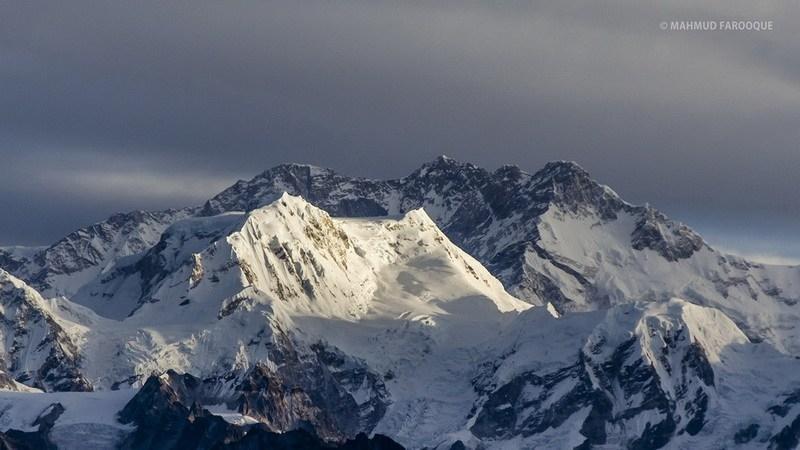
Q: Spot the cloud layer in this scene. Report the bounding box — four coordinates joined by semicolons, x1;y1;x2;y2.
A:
1;1;798;254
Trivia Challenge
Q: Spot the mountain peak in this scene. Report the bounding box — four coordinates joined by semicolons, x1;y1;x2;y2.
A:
261;162;333;179
537;160;590;180
398;207;437;228
492;164;529;182
529;160;625;220
418;155;477;171
276;191;309;206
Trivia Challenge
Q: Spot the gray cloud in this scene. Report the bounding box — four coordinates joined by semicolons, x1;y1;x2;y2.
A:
0;1;798;256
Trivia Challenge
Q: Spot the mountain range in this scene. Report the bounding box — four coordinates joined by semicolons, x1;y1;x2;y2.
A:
0;157;798;449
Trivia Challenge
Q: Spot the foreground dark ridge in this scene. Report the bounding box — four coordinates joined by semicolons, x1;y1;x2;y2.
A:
0;372;406;450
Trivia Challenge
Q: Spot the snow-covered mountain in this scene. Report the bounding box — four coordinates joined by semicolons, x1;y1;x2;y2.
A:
0;194;529;448
194;157;800;354
470;299;800;449
0;271;89;392
0;158;799;449
1;209;193;299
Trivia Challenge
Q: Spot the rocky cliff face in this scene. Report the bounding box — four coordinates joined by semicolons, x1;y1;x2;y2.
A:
3;209;192;299
230;333;389;442
0;271;90;392
631;207;705;262
118;370;402;450
468;300;800;449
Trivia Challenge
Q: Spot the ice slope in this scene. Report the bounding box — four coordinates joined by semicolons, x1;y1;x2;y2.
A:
534;203;800;354
0;389;135;450
465;299;800;450
71;212;247;320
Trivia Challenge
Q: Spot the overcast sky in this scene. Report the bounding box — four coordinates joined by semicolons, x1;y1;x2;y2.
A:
1;1;798;263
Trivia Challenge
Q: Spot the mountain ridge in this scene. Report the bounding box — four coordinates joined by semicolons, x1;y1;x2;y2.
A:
1;158;800;449
4;157;799;349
